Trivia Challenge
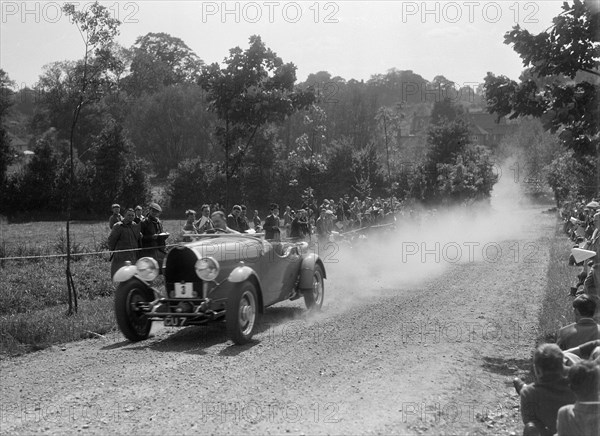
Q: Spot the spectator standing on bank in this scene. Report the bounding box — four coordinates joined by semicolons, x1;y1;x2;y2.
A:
108;208;141;278
264;203;281;241
108;204;123;229
283;206;293;237
133;205;144;224
141;203;166;264
252;210;262;231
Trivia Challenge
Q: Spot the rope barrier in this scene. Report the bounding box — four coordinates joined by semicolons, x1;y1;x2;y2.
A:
0;243;178;262
0;222;398;261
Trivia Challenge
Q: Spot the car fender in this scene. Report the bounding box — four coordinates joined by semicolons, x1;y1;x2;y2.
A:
113;263;139;283
299;253;326;290
228;265;260;284
226;265;264;312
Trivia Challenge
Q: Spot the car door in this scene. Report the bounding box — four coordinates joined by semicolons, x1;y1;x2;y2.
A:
258;241;300;306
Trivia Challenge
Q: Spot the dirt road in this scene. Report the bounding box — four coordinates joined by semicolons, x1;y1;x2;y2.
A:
0;203;555;435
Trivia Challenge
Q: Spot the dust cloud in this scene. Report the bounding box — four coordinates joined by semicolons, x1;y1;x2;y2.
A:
318;159;550;314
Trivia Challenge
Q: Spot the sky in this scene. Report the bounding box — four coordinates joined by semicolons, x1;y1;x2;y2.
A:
1;1;565;90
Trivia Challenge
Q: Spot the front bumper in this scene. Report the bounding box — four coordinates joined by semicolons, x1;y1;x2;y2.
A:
136;296;227;326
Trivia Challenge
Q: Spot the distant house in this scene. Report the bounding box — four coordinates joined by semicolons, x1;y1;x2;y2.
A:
409;111;517;147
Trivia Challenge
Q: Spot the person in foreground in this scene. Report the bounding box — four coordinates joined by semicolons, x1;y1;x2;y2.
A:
517;343;576;436
556;360;600;436
557;295;600;350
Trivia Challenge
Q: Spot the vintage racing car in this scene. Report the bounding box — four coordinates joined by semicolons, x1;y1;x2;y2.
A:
113;233;326;344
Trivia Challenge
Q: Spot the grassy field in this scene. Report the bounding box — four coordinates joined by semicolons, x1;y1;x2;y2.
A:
0;219;186;356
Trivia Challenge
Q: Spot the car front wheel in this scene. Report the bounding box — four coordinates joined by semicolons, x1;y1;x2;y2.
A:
115;280;153;342
226;281;260;345
303;264;325;311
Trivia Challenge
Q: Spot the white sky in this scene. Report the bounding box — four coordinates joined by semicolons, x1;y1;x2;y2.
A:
1;1;564;90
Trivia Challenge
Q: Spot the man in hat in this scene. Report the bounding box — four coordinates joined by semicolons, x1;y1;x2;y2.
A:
133;205;144;224
108;204;123;229
141;202;166;264
264;203;281;241
108;208;141;278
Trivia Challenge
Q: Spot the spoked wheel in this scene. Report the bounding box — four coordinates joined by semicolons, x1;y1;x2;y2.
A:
115;281;153;341
304;264;325;311
226;281;260;345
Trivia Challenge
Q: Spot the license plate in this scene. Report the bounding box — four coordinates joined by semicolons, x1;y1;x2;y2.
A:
174;282;193;298
164;316;186;327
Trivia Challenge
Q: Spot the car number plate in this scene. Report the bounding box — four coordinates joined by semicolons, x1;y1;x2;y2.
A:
174;282;193;298
164;316;187;327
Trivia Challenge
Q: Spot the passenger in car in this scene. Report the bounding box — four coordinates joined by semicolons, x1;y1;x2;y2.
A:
209;211;240;234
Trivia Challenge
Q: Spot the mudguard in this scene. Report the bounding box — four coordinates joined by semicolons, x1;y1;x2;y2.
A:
113;263;139;283
228;265;260;284
226;266;264;312
299;253;326;290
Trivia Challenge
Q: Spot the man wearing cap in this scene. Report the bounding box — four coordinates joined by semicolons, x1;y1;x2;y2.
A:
264;203;281;241
226;205;242;233
108;208;141;278
141;203;166;263
108;204;123;229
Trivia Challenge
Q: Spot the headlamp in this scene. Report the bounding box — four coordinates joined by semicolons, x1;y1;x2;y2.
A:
195;257;220;281
136;257;159;281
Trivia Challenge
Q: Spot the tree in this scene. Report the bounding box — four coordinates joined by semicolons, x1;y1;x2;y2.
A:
0;69;15;183
546;150;596;206
5;129;63;212
125;32;204;97
91;120;133;210
198;35;315;207
125;84;216;177
436;144;498;203
167;158;226;210
421;119;472;202
62;1;121;314
430;97;464;125
484;0;600;193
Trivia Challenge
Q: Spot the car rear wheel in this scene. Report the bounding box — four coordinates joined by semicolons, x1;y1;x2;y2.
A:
304;264;325;311
226;281;260;345
115;280;153;342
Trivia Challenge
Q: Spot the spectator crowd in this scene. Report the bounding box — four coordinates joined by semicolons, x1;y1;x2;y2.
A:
512;198;600;436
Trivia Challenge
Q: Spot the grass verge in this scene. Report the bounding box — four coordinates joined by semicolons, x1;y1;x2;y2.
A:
536;222;578;344
0;297;115;358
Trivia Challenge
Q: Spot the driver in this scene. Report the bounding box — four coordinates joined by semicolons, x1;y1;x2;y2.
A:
207;211;240;234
